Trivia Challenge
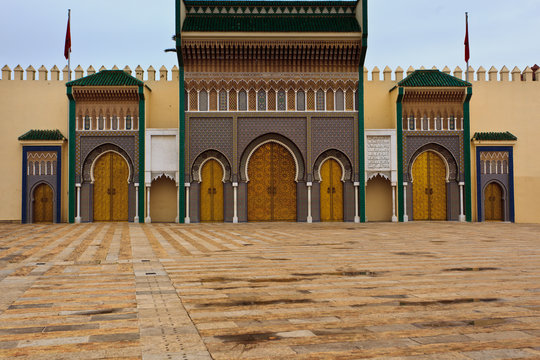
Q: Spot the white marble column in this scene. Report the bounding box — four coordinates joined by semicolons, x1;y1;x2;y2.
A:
459;181;466;222
354;182;360;223
392;184;398;222
75;183;82;223
232;182;238;223
306;182;313;223
145;185;151;223
134;183;139;223
184;183;190;224
403;182;409;222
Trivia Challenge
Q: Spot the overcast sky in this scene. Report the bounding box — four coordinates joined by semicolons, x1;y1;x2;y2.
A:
1;0;538;78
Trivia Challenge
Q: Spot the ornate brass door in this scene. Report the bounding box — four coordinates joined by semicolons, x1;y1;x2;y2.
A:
93;152;129;221
412;151;447;220
484;182;503;221
33;183;53;222
248;142;296;221
200;159;224;222
320;159;343;221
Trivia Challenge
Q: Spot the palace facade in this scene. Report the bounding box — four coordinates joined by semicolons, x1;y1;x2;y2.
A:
1;0;539;224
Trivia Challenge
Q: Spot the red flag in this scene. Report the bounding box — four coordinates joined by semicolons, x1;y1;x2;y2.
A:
64;14;71;60
464;13;470;62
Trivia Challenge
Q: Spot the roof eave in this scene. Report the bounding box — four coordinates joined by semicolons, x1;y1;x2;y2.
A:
181;31;362;40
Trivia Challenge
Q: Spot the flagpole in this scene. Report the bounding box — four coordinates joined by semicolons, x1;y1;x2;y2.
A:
68;9;71;81
465;12;469;83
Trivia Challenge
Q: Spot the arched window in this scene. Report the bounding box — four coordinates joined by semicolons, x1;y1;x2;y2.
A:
422;117;429;131
449;116;456;130
335;89;344;111
503;160;508;174
277;90;286;111
219;90;227;111
184;90;188;108
112;115;118;130
84;116;91;130
98;116;104;130
126;115;132;130
408;116;415;130
238;90;247;111
257;90;266;111
354;91;358;111
199;90;208;111
316;90;325;111
296;90;305;111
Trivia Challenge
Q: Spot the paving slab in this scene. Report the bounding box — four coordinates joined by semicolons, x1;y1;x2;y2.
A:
0;222;538;359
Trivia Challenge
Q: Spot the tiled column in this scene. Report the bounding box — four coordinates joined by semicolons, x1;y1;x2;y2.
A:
459;181;466;222
233;182;238;223
403;182;409;222
307;182;313;223
75;183;81;223
354;182;360;223
184;183;190;224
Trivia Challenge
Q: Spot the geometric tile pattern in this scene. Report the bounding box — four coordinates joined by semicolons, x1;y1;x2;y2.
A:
189;117;233;176
0;222;539;359
312;117;355;172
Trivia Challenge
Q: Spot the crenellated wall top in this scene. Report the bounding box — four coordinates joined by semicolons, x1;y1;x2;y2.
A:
1;64;539;83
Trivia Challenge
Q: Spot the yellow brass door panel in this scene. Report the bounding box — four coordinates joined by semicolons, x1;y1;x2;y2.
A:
111;153;129;221
272;143;296;221
412;151;446;221
93;152;129;221
93;153;112;221
429;152;447;220
320;159;343;221
248;143;273;221
200;160;224;222
412;152;429;220
485;182;503;221
33;183;53;223
248;142;296;221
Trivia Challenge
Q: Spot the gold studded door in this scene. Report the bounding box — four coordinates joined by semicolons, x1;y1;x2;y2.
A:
93;152;129;221
412;151;447;220
33;183;53;223
485;182;503;221
248;142;296;221
320;159;343;221
200;159;224;222
93;153;112;221
111;153;129;221
272;143;297;221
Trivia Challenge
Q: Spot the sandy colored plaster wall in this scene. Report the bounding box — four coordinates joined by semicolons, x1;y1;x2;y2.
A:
364;74;396;130
470;81;540;223
145;80;179;129
0;79;69;222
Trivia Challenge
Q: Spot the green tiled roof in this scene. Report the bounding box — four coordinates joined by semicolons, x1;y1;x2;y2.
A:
66;70;143;87
18;129;66;141
399;70;471;87
472;132;517;141
184;1;358;6
182;15;360;32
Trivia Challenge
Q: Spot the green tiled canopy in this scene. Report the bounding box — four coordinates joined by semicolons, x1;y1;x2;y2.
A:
66;70;143;87
182;0;361;32
472;132;517;141
18;129;66;141
183;15;359;32
399;70;471;87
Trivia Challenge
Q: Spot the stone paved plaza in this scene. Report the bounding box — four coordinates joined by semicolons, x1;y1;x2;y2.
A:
0;222;539;360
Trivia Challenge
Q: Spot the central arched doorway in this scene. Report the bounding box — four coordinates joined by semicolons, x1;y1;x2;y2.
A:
93;152;129;221
320;158;343;221
200;159;224;222
484;182;503;221
248;142;296;221
412;151;447;220
33;183;53;223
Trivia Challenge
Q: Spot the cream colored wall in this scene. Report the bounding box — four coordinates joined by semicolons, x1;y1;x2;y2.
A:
0;76;68;222
146;79;179;129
